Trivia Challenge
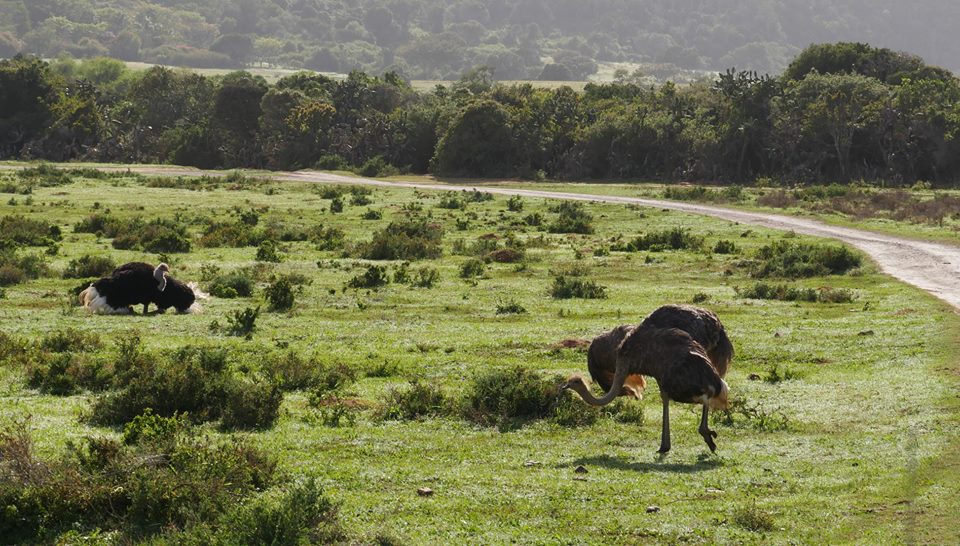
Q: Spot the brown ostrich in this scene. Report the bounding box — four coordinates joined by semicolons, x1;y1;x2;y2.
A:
640;304;734;377
585;324;646;400
562;327;730;453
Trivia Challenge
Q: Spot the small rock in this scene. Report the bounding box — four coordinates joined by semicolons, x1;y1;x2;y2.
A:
773;332;781;338
705;488;724;494
646;505;660;513
573;476;588;482
748;373;762;381
417;487;433;497
574;465;588;474
523;460;540;467
858;330;875;336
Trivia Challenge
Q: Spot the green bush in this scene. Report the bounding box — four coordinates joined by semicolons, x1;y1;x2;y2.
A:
495;298;527;315
548;202;594;234
464;367;556;427
459;258;486;278
713;240;738;254
265;277;295;311
225;307;260;337
62;254;116;278
0;215;62;246
347;265;390;289
355;217;443;260
614;227;704;252
752;240;862;278
208;271;255;298
377;381;452;421
256;239;284;263
410;266;440;288
550;276;607;299
309;225;346;250
738;282;818;302
221;380;284;430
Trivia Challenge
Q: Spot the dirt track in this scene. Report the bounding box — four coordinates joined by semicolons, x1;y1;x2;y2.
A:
13;164;960;310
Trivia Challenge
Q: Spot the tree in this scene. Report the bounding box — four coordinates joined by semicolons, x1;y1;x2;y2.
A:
0;55;59;157
211;34;255;66
432;99;514;177
210;71;268;167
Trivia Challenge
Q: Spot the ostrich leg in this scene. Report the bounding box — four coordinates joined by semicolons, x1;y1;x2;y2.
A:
658;396;671;453
143;303;149;315
698;405;718;452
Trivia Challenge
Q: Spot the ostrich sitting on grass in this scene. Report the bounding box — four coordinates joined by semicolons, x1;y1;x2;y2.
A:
563;327;730;453
80;262;196;314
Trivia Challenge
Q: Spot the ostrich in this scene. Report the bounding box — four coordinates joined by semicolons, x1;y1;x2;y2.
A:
639;304;734;377
585;325;646;400
583;305;733;401
79;262;196;314
562;327;730;453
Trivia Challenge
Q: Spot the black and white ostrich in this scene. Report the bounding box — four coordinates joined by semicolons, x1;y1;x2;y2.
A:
79;262;196;314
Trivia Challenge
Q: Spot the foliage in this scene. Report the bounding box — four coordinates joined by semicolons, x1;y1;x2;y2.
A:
377;381;452;421
207;271;255;298
347;265;390;289
62;254;115;278
752;241;862;278
548;202;594;234
463;367;557;428
550;276;607;299
224;307;260;338
264;277;296;311
614;227;704;252
355;217;443;260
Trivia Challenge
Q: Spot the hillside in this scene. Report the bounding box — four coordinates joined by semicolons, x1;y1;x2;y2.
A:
1;0;959;79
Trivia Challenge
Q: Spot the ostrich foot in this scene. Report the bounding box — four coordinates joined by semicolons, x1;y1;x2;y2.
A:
699;427;718;452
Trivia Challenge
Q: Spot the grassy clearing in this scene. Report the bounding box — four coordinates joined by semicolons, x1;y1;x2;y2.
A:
0;167;958;543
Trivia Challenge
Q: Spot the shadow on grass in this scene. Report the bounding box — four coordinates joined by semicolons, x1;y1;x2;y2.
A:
570;453;724;474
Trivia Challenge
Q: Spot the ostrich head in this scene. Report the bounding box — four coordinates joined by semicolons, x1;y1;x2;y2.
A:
155;276;196;313
153;263;170;291
706;379;730;410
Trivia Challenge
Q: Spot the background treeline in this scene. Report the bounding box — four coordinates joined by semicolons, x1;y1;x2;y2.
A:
1;0;960;79
3;42;960;185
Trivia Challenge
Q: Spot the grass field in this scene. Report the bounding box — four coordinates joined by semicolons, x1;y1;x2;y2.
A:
1;167;958;544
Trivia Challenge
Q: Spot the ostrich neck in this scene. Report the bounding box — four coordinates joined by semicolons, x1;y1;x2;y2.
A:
573;363;629;407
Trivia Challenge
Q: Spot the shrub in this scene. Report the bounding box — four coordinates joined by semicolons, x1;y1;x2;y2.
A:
358;156;396;177
265;277;295;311
614;227;704;252
548;202;593;234
355;218;443;260
764;364;803;384
550;276;607;299
377;381;451;420
226;307;260;337
0;215;61;246
256;240;284;263
361;209;382;220
711;396;789;432
121;409;185;447
208;271;255;298
62;254;115;278
487;247;524;263
495;298;527;315
16;164;74;187
0;248;49;286
733;501;776;532
40;327;102;353
437;192;466;210
216;478;343;545
507;195;524;212
738;282;818;302
524;212;543;226
459;258;486;279
463;367;556;427
752;241;862;278
713;240;738;254
221;380;284;430
309;225;346;250
347;265;390;289
409;266;440;288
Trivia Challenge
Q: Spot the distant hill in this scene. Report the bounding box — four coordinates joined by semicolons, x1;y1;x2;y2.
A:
1;0;958;78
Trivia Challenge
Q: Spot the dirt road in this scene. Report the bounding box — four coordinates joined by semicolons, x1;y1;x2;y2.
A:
13;164;960;310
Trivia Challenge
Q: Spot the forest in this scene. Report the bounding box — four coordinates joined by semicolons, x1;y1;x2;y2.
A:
2;42;960;185
1;0;960;79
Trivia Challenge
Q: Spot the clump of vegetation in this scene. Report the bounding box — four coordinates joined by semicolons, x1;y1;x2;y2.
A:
712;396;789;432
733;501;776;532
0;245;50;286
347;265;390;289
207;271;255;298
354;217;444;260
0;417;282;543
550;276;607;299
309;224;346;250
62;254;115;278
738;282;857;304
223;306;260;338
361;209;383;220
409;266;440;288
437;192;466;210
613;227;704;252
264;276;296;311
463;367;557;428
713;240;738;254
765;364;803;383
0;215;62;247
507;195;524;212
88;344;282;431
256;239;284;262
548;202;594;234
459;258;486;278
15;164;74;187
752;240;862;278
495;298;527;315
376;381;452;421
109;218;192;253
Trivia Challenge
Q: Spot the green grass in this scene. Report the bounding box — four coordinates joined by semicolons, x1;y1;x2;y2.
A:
0;167;958;543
